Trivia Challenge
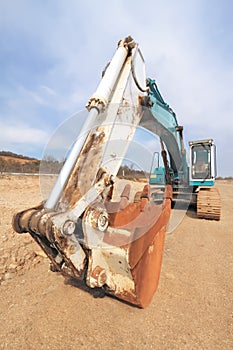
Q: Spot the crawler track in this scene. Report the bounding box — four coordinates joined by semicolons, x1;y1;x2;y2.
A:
197;187;221;220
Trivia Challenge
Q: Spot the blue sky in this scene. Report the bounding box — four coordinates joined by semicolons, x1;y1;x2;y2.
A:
0;0;232;176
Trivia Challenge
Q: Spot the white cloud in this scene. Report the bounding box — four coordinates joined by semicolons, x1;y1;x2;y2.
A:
40;85;56;96
0;123;49;145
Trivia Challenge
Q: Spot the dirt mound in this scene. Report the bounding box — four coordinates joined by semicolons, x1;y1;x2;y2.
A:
0;175;47;284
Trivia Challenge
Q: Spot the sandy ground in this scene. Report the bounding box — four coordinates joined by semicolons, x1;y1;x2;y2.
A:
0;175;232;349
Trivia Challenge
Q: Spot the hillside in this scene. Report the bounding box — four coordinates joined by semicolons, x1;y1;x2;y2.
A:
0;151;40;173
0;151;66;174
0;151;38;161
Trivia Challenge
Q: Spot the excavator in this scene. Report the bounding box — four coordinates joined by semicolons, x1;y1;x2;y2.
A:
13;36;221;308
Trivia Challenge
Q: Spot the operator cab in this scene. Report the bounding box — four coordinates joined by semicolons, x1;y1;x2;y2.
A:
189;139;217;187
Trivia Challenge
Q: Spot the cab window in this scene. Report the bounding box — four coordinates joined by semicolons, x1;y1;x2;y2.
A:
191;144;210;179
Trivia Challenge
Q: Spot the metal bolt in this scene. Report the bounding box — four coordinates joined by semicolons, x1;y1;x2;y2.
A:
97;213;108;231
68;244;77;255
62;220;76;235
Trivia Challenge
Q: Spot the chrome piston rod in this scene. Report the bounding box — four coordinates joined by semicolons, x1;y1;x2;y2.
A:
45;39;132;210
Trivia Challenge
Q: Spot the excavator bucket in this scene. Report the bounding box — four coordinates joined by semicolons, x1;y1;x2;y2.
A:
12;37;172;308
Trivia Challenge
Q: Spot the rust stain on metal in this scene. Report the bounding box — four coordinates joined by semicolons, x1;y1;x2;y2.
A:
102;185;172;308
13;163;172;308
60;128;107;208
90;266;107;286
